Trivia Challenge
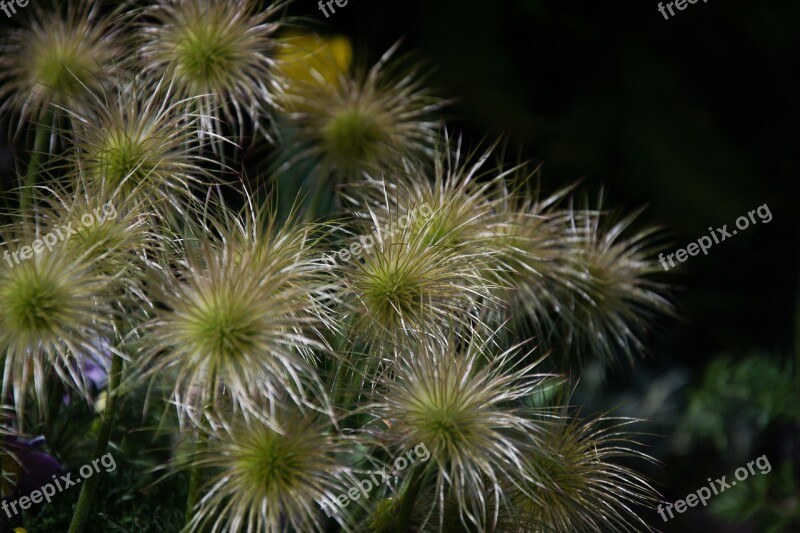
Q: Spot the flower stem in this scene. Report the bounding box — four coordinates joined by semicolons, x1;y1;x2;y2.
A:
184;377;216;526
21;111;52;213
395;462;428;533
67;352;123;533
184;430;209;525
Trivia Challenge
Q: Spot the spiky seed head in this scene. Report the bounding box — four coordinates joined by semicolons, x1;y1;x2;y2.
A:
0;223;118;418
137;0;281;143
276;44;441;179
555;199;674;366
345;138;505;252
187;408;358;532
370;333;560;531
65;77;215;208
142;207;334;422
35;181;157;306
336;209;498;353
486;181;589;343
512;415;659;532
0;1;123;133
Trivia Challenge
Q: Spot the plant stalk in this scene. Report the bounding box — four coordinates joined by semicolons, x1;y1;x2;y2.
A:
21;111;52;213
67;352;123;533
184;430;209;525
395;462;428;533
184;376;217;526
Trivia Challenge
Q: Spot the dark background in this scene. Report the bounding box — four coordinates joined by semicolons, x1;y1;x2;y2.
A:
291;0;800;530
1;0;797;530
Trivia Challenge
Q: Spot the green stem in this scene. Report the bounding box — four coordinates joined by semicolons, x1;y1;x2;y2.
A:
302;173;331;224
67;353;123;533
184;430;209;525
395;463;428;533
21;111;52;213
184;377;217;526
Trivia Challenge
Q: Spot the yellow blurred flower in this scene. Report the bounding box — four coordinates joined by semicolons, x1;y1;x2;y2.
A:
276;32;352;91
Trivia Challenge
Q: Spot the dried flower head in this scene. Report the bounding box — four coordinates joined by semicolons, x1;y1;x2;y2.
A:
276;44;441;179
64;77;216;207
137;0;282;144
0;218;118;419
512;414;659;532
0;0;123;133
141;204;334;423
35;180;157;313
554;196;674;366
335;205;498;353
345;139;504;252
369;332;560;531
187;407;357;532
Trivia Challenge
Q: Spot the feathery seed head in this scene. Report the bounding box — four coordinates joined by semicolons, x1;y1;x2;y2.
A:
0;1;123;132
187;408;358;532
337;211;498;351
66;77;215;207
371;333;560;530
37;182;155;284
555;198;674;366
513;415;659;532
143;207;334;422
277;44;441;179
345;138;510;253
485;181;590;345
0;224;118;417
138;0;282;143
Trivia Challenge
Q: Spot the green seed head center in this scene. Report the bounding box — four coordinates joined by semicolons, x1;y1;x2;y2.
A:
324;108;387;165
243;434;300;492
33;43;91;95
175;26;236;90
192;303;259;361
98;130;148;185
4;276;63;333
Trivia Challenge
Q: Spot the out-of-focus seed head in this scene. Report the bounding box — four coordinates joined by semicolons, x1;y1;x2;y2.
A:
0;1;124;133
276;44;441;180
554;196;674;366
512;414;659;532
